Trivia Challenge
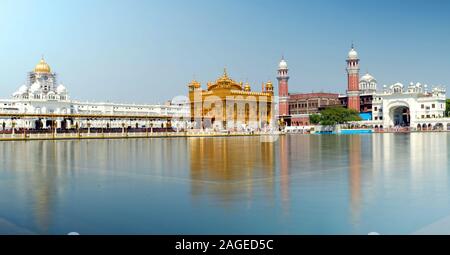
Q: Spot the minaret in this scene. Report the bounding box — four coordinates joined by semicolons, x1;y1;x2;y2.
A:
277;57;290;117
346;45;360;112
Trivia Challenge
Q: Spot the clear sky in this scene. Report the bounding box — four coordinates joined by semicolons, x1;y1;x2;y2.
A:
0;0;450;104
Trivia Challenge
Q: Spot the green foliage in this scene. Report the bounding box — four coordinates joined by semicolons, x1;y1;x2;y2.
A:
312;107;362;126
445;99;450;117
309;114;321;125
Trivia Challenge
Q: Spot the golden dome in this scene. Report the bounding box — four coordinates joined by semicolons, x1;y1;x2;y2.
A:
207;68;241;90
34;57;51;73
244;82;251;91
265;81;274;92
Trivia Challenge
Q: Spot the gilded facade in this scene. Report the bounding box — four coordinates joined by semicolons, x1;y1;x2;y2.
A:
188;69;274;131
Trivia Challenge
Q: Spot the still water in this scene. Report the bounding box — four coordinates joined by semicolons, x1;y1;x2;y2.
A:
0;133;449;234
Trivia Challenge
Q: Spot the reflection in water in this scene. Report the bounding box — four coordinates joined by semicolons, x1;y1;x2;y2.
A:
348;135;362;225
0;134;449;234
279;136;290;214
0;139;189;234
0;141;61;233
409;133;448;196
189;137;275;206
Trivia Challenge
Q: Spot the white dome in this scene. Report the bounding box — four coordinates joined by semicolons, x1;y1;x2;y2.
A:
360;73;375;82
391;82;404;89
56;84;67;94
279;58;288;69
348;48;358;59
18;85;28;94
29;81;41;93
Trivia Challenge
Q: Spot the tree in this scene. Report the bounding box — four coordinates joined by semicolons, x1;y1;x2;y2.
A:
309;114;321;125
314;107;361;126
445;99;450;117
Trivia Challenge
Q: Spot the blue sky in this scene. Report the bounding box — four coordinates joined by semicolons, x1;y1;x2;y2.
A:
0;0;449;103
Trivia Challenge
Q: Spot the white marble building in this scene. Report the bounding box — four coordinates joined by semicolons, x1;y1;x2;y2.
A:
0;58;190;129
359;73;377;95
369;82;447;129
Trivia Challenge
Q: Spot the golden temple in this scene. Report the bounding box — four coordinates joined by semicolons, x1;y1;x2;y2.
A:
188;69;274;130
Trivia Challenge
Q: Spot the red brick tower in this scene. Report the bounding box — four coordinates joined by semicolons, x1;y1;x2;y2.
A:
346;45;360;112
277;57;290;117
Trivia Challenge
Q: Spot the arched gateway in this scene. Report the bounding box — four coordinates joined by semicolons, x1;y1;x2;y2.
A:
387;102;411;127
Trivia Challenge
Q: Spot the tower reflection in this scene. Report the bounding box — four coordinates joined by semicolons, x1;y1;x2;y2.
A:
348;135;362;224
279;135;290;214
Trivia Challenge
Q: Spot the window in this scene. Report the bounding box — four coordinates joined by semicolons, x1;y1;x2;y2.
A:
421;115;424;118
421;104;424;109
374;107;377;111
432;104;435;108
380;117;383;120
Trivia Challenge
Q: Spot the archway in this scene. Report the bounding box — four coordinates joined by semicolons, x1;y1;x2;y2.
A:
61;119;67;130
34;119;42;130
435;123;444;131
390;106;410;127
46;120;53;129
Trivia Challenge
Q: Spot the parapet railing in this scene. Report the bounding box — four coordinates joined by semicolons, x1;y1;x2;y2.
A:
0;128;279;140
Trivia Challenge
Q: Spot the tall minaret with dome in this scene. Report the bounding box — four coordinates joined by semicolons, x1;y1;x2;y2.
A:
277;57;290;117
346;45;360;112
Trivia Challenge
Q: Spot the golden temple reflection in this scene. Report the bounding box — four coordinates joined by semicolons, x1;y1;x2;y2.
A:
188;137;275;206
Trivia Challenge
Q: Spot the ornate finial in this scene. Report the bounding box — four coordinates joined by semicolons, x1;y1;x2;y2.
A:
223;67;228;77
351;41;355;49
244;82;251;91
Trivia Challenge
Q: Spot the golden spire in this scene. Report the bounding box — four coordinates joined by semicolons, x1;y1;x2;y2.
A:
223;67;228;78
244;82;251;92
